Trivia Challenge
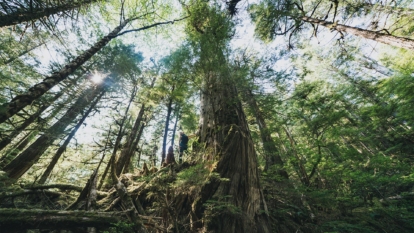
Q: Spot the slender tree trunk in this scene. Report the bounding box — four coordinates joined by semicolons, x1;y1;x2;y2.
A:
0;0;99;28
0;88;67;152
245;89;288;178
123;121;146;173
0;93;72;168
94;126;111;190
115;103;146;176
99;86;136;188
161;91;174;164
115;77;156;175
301;16;414;50
38;91;104;184
171;106;180;147
283;126;310;186
1;42;45;65
2;82;106;180
0;16;175;123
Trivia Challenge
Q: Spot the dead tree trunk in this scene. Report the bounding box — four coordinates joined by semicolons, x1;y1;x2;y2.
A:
3;82;107;180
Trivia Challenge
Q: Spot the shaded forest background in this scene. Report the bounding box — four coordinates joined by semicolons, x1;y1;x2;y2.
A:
0;0;414;232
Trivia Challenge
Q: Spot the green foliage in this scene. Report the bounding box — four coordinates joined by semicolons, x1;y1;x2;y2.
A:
204;195;242;216
102;221;135;233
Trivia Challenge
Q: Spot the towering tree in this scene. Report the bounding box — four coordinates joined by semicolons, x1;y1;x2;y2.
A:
187;2;269;232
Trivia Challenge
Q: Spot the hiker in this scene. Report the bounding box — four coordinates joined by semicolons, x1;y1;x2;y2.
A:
179;132;189;163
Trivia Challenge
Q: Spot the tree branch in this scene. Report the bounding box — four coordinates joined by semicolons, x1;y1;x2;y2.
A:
115;16;189;38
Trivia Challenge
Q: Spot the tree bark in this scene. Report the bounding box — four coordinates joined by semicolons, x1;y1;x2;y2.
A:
161;89;174;164
37;91;104;184
116;103;146;176
197;76;269;232
301;16;414;51
123;121;146;173
0;0;99;28
171;106;180;147
188;4;269;232
2;82;106;180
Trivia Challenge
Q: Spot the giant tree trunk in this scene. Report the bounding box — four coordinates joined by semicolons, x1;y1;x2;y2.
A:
2;82;106;180
188;4;269;232
196;73;269;233
245;89;288;177
38;91;105;184
301;16;414;51
0;0;99;28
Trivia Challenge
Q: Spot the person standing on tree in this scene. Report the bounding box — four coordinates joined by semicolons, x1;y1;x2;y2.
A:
179;131;189;163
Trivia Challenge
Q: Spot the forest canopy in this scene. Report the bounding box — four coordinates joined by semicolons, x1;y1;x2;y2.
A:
0;0;414;232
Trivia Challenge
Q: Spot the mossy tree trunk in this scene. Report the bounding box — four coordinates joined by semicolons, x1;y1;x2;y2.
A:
188;3;270;232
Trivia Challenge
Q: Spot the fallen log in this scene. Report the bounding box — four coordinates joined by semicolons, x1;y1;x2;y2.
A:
0;208;127;231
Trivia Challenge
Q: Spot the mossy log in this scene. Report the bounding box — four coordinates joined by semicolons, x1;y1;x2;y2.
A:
0;183;108;200
0;208;127;231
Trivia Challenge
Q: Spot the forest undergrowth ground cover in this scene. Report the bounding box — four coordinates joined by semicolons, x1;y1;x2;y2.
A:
1;155;413;233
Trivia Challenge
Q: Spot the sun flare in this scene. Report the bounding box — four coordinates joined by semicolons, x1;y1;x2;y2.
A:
91;72;104;84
